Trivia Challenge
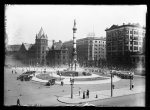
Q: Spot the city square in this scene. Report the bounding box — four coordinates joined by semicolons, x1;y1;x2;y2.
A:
4;5;146;107
4;55;145;106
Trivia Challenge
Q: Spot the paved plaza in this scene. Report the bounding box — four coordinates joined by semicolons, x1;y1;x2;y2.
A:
4;65;145;106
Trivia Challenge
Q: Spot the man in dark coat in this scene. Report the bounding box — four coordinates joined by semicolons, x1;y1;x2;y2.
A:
83;91;85;99
17;97;20;106
87;89;89;98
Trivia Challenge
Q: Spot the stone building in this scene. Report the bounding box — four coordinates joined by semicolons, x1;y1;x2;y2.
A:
46;40;69;67
105;23;145;66
6;44;21;55
17;43;33;64
62;34;106;67
34;27;48;65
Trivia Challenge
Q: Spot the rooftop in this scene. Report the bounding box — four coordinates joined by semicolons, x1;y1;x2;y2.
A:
105;23;146;31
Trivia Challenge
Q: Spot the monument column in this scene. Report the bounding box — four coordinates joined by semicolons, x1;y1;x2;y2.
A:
72;19;77;71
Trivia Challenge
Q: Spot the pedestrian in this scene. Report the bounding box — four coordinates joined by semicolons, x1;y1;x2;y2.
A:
62;81;64;86
61;81;63;86
83;91;85;99
17;97;20;106
96;94;98;98
132;83;134;89
12;70;13;74
79;88;81;96
87;89;89;98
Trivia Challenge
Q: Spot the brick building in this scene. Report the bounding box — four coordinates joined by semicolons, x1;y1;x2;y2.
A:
105;23;145;66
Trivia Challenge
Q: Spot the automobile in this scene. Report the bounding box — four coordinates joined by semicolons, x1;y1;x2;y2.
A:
17;74;33;81
45;78;56;86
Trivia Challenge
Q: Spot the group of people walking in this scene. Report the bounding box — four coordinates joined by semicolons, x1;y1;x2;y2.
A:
79;88;90;99
12;70;17;74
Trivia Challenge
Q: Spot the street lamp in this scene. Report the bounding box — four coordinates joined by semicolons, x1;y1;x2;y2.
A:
70;74;74;99
129;72;133;90
110;70;114;97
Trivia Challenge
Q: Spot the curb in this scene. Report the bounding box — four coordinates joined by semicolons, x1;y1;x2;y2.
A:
134;75;145;78
57;92;145;104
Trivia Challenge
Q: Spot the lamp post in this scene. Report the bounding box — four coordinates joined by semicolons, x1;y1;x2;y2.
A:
110;70;113;97
129;72;133;90
70;74;74;99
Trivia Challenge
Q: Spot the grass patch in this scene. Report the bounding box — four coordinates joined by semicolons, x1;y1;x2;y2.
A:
74;77;109;81
36;73;63;81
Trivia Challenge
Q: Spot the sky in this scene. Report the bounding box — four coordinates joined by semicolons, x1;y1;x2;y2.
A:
5;5;147;45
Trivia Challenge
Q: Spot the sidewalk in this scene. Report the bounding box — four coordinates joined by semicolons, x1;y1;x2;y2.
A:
57;86;145;104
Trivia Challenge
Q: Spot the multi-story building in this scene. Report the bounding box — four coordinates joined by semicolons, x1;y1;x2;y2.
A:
17;43;33;64
62;34;106;67
6;44;21;55
46;40;69;67
7;27;69;67
17;27;48;66
105;23;145;66
34;27;48;65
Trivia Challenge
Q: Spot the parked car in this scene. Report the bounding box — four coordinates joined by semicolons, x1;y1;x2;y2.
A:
17;74;33;81
45;78;56;86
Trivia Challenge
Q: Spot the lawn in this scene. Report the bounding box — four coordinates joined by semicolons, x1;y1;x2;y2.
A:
36;73;64;81
74;77;109;81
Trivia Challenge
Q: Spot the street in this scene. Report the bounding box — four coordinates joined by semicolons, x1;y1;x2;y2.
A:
4;67;145;106
90;92;145;107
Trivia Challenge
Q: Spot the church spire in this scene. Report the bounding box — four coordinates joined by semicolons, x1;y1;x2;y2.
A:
37;27;46;39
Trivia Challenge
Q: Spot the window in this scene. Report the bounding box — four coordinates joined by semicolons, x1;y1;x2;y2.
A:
134;46;138;50
134;41;138;45
134;37;138;40
142;32;145;36
130;30;133;34
134;31;138;35
130;46;133;50
125;29;129;34
139;42;142;45
125;46;128;50
95;41;97;43
62;50;66;53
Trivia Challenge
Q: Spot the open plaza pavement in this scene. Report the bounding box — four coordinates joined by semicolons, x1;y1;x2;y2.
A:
4;56;145;106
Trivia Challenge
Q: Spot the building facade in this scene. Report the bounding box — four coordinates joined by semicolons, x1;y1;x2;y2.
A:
62;35;106;67
6;44;21;55
105;23;145;66
46;40;69;67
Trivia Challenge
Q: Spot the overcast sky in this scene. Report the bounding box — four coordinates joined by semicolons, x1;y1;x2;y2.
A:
5;5;147;45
